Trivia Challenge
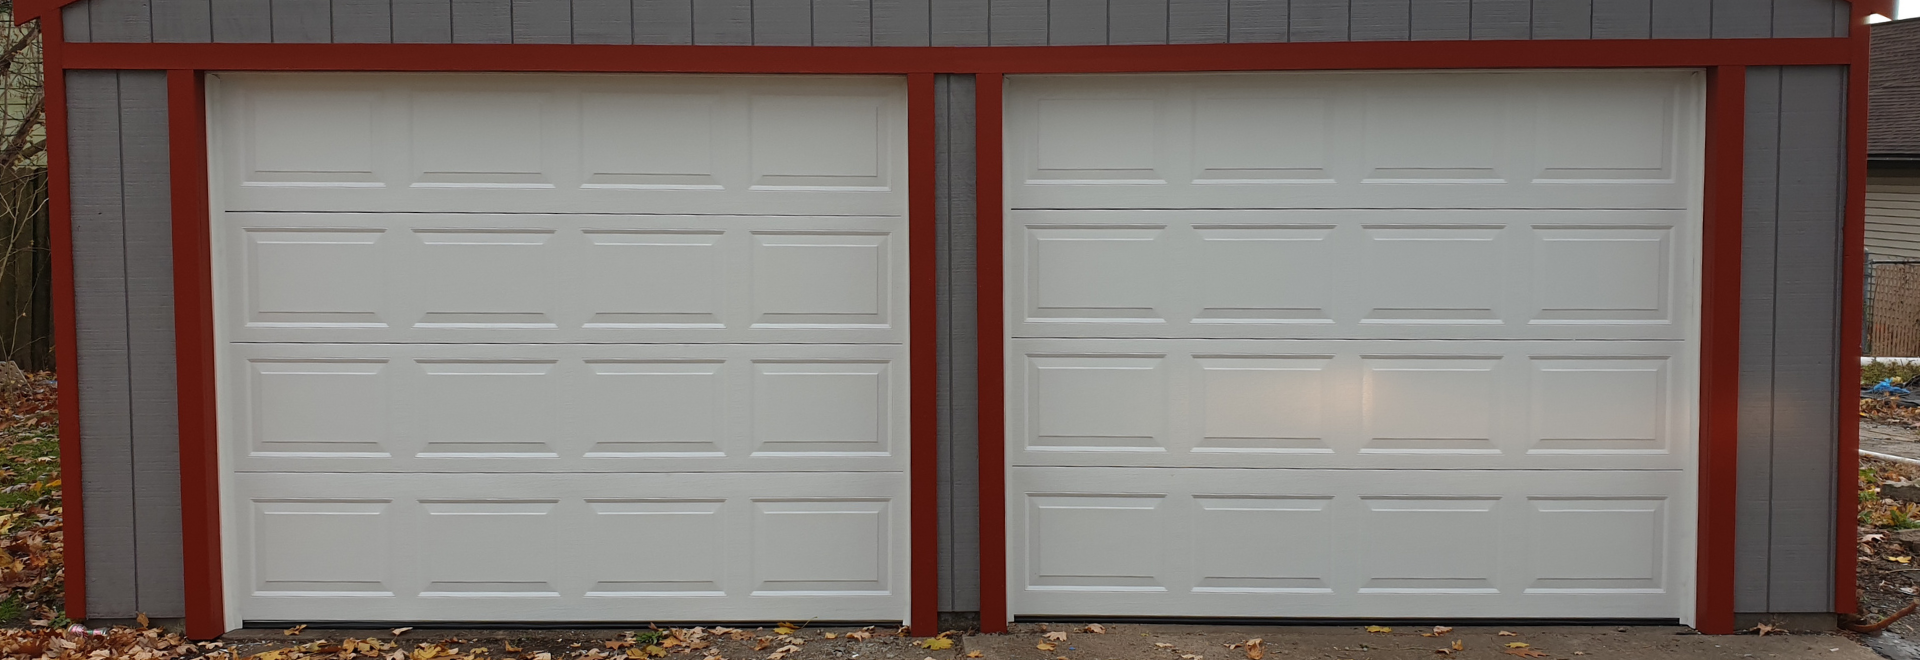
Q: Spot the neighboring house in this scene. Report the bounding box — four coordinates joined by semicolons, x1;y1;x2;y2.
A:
1871;16;1920;257
9;0;1883;641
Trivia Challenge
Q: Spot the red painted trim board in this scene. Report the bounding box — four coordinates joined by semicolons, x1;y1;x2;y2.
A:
166;69;223;640
1696;65;1744;636
1838;6;1870;617
907;72;941;637
973;73;1006;635
56;39;1854;75
42;9;84;623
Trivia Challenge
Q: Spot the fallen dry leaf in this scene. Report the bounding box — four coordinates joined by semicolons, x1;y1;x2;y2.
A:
1153;643;1174;649
1179;654;1202;660
921;639;954;652
1497;632;1518;637
1083;625;1105;635
1421;626;1452;638
822;634;836;640
1502;649;1547;659
1505;643;1529;648
284;625;308;636
965;653;983;658
504;643;523;653
1364;626;1391;634
1044;633;1068;643
845;632;873;643
1755;623;1779;636
774;625;799;636
1892;556;1913;564
1035;644;1056;652
136;613;150;629
392;629;414;637
1243;639;1263;660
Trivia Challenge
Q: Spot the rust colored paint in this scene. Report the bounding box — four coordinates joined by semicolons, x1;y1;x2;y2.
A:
1696;65;1744;637
1838;4;1870;618
167;69;223;641
973;73;1005;635
908;72;941;637
43;9;83;623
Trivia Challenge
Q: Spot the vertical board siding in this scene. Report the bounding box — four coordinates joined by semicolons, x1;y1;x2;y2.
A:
210;0;272;40
1108;0;1168;45
1470;0;1529;39
1168;0;1228;43
392;0;453;41
1292;0;1351;42
1773;0;1836;37
1591;0;1653;38
1048;0;1107;44
1228;0;1288;41
752;0;813;44
1349;0;1409;40
89;0;153;42
693;0;753;44
934;73;981;614
1409;0;1469;39
64;2;93;42
331;0;394;42
1736;65;1781;615
1711;0;1771;38
813;0;873;46
632;0;695;43
873;0;931;45
1650;0;1711;37
570;0;632;43
511;0;574;42
272;0;334;40
1529;0;1588;38
928;0;987;45
114;71;184;618
989;0;1046;44
1736;64;1847;615
67;70;137;620
1765;64;1844;613
450;0;512;42
151;0;214;41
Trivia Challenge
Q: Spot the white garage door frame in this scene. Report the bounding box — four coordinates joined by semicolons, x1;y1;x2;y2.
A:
991;70;1707;625
201;72;943;631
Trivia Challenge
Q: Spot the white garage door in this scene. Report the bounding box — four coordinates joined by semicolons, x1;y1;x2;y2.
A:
1004;71;1702;620
210;74;910;624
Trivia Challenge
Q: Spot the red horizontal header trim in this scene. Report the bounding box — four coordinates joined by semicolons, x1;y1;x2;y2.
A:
58;38;1854;74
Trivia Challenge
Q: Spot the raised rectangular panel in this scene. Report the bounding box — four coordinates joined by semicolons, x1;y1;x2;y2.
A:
1192;97;1332;182
750;95;889;190
582;361;727;457
1027;356;1167;452
1536;85;1674;181
1358;497;1500;593
1526;498;1665;591
751;361;891;455
581;93;723;189
1195;357;1333;453
1026;494;1166;589
412;229;558;329
1192;225;1335;323
749;232;890;327
1026;226;1167;323
751;499;890;593
416;360;560;457
249;360;390;456
1191;496;1333;592
1531;228;1672;323
1362;91;1505;181
253;500;393;595
1362;357;1500;453
582;230;727;328
411;91;553;188
244;90;382;186
419;500;561;595
1361;226;1502;323
1529;358;1668;453
1030;98;1163;183
584;500;727;595
244;228;387;327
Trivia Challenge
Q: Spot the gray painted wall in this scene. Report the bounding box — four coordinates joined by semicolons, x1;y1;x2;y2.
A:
935;73;979;614
1735;64;1848;616
65;69;185;621
57;0;1852;43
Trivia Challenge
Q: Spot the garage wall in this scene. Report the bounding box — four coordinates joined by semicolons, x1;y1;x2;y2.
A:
55;0;1851;44
65;69;185;621
1735;64;1848;616
934;73;980;615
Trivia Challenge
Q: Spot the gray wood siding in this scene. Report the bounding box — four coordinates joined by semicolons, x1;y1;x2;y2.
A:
57;0;1857;42
935;73;979;614
1866;170;1920;260
1736;64;1847;615
66;70;184;620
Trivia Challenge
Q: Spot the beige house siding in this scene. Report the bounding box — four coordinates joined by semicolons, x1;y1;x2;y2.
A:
1868;169;1920;260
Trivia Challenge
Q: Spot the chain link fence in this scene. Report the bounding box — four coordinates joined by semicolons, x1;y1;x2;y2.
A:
1867;256;1920;357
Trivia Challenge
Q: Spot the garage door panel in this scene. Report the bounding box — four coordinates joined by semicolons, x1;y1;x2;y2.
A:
220;213;906;344
225;342;907;473
1006;72;1699;211
1008;209;1692;340
233;472;907;621
1009;339;1690;471
1008;467;1682;618
212;73;905;216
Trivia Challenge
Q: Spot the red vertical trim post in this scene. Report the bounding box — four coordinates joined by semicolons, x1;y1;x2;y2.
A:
41;10;84;623
1696;65;1744;636
1837;6;1870;617
974;73;1006;635
167;69;224;640
906;72;941;636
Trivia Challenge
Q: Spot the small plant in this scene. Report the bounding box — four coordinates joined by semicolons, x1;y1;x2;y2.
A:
1865;360;1920;387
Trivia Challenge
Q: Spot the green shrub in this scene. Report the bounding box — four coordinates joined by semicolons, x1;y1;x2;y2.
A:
1863;360;1920;387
